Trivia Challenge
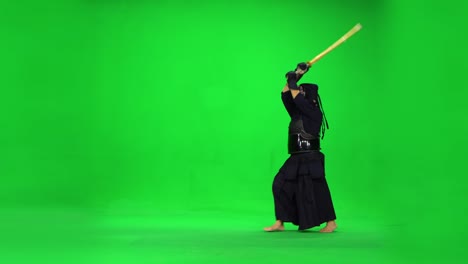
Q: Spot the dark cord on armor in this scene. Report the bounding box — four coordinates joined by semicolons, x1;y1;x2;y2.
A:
317;94;329;139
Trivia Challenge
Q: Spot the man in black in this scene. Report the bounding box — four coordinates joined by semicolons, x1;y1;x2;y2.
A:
264;63;337;232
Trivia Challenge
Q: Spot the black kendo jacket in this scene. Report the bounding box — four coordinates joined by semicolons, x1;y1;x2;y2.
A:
281;91;323;138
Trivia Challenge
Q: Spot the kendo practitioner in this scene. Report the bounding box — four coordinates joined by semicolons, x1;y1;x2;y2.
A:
264;63;337;232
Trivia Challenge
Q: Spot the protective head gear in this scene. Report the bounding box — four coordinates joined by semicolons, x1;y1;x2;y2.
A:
299;83;318;104
299;83;329;139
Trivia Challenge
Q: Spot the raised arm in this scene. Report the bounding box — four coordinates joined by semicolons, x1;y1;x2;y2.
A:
286;64;321;119
281;84;296;117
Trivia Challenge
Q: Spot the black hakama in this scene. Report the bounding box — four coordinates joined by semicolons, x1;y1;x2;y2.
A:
272;151;336;230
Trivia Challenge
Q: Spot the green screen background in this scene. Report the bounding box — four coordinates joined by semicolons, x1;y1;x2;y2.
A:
1;0;467;263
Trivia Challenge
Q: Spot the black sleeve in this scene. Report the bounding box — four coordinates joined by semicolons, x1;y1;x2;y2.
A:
281;91;296;117
293;93;321;120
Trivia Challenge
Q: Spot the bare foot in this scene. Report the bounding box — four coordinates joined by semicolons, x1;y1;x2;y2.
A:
264;220;284;232
320;221;337;233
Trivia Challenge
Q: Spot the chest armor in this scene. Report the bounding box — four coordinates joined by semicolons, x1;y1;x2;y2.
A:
288;117;320;154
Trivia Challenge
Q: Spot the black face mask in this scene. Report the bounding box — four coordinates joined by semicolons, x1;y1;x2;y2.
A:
300;84;318;105
299;83;329;139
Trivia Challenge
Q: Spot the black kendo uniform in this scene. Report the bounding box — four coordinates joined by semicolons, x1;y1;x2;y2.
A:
272;63;336;231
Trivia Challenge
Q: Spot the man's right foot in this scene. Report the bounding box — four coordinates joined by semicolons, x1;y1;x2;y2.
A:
319;221;337;233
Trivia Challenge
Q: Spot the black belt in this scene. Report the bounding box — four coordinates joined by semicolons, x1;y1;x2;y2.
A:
288;134;320;154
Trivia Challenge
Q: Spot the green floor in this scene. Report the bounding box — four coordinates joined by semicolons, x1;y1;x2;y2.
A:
4;208;464;264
